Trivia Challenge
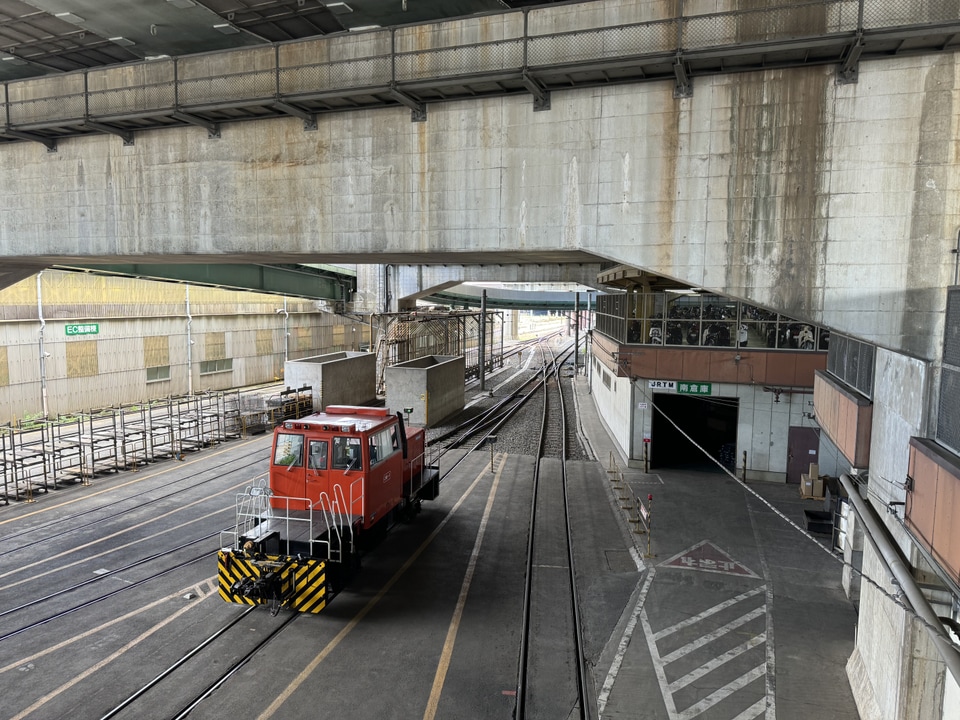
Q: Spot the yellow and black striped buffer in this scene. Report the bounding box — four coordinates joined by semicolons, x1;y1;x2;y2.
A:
218;551;327;614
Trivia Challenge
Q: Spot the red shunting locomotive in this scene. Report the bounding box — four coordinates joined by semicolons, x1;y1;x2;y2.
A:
218;406;439;614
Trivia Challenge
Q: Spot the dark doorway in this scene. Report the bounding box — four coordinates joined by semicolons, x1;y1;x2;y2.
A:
786;426;819;484
650;393;739;471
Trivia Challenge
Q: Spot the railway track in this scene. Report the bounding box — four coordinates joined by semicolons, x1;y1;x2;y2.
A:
516;341;592;719
98;607;298;720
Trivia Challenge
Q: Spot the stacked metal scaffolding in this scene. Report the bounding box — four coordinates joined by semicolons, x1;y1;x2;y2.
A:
0;387;300;505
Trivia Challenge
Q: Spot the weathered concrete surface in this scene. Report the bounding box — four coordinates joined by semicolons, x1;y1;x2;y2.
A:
1;54;957;359
372;264;605;312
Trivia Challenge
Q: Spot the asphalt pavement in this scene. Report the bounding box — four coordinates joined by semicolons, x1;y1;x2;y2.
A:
570;374;861;720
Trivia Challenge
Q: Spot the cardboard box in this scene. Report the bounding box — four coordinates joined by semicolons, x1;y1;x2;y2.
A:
801;472;825;499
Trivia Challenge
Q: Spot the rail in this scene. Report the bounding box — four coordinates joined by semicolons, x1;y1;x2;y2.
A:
1;0;957;148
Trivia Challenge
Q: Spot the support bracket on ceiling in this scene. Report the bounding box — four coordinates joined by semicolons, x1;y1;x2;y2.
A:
84;121;134;146
1;128;57;152
388;84;426;122
837;34;864;85
673;56;693;98
522;70;551;111
172;111;221;138
273;101;317;131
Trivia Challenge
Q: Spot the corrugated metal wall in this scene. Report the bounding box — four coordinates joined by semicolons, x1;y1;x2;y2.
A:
0;270;372;424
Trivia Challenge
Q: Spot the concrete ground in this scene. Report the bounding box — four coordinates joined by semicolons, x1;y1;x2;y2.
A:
571;375;861;720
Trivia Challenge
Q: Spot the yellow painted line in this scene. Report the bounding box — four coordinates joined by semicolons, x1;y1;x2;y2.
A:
423;455;505;720
0;476;258;587
0;436;264;527
9;589;214;720
0;577;218;676
257;455;506;720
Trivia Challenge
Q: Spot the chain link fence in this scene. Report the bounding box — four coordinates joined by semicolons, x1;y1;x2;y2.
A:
395;40;524;81
2;1;958;129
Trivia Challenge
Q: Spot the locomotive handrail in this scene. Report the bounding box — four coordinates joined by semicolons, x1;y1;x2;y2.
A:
349;477;364;523
221;480;272;551
332;482;354;550
313;491;339;562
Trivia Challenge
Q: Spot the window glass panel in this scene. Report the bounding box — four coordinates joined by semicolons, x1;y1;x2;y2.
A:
369;428;395;465
273;433;303;467
308;439;328;470
333;436;363;470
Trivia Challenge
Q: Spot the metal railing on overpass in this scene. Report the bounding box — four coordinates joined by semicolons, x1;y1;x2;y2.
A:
1;0;958;151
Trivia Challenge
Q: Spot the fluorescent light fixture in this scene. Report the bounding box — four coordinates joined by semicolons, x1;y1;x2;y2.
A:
167;0;196;7
145;54;171;61
325;2;353;13
348;24;380;31
55;12;85;24
1;53;27;65
213;23;240;34
110;36;136;46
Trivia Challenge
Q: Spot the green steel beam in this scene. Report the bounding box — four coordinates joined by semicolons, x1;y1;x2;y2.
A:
58;263;353;300
426;291;584;311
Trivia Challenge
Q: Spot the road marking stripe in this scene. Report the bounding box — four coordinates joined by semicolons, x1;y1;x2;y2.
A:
642;607;680;720
659;606;766;664
0;477;255;586
8;591;211;720
652;586;765;641
422;455;505;720
0;438;261;527
256;455;504;720
677;664;766;720
0;579;214;676
730;698;767;720
667;635;766;692
596;566;656;717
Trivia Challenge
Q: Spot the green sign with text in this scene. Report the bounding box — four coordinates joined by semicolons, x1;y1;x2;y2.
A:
65;323;99;336
677;381;712;396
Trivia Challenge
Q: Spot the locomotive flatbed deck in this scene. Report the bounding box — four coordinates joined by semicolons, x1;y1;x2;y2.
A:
243;509;361;550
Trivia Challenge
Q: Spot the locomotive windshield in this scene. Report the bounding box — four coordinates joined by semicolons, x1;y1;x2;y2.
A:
273;433;304;467
332;436;363;470
368;426;400;466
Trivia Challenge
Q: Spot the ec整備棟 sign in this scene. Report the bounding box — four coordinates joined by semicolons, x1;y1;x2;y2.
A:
65;323;99;336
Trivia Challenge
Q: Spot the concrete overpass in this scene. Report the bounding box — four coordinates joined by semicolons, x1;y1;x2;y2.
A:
1;0;958;361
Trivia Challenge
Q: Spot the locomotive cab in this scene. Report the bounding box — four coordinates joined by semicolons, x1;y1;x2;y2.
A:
218;405;439;614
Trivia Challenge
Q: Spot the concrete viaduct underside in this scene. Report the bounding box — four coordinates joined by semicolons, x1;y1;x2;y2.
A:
1;0;959;359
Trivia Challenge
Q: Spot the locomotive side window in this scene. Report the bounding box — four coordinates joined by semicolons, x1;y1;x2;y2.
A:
308;440;328;470
333;436;362;470
368;428;396;466
274;433;304;467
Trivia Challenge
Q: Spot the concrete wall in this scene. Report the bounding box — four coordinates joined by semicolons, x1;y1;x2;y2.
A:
1;49;958;361
845;349;951;720
385;355;465;427
283;351;376;411
589;354;634;464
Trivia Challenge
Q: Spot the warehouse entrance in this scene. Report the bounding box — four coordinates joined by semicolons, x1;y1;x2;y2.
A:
650;393;739;471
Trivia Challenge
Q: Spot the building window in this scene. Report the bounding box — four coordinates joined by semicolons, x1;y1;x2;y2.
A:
67;340;99;378
296;326;312;351
147;365;171;382
199;358;233;375
255;329;274;356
